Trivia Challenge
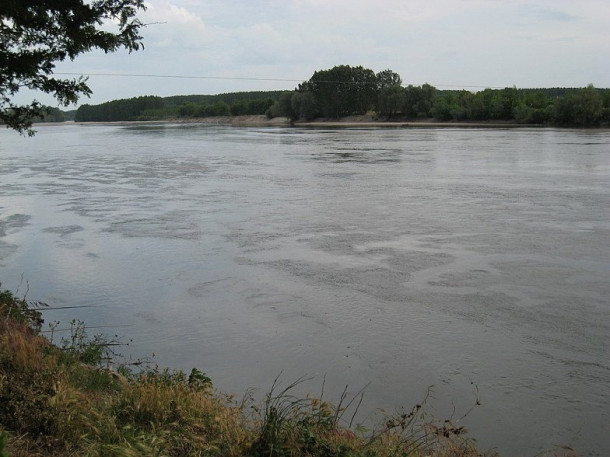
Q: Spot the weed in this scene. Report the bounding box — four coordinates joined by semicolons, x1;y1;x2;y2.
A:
248;375;371;457
0;431;8;457
188;367;213;391
59;319;122;366
0;283;45;332
0;287;498;456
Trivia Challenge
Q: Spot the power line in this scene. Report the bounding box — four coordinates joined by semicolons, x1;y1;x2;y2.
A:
55;72;303;83
55;71;505;89
433;83;505;89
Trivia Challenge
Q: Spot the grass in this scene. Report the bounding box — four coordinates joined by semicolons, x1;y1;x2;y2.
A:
0;286;569;456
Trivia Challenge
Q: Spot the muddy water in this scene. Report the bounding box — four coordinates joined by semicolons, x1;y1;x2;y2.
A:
1;124;608;456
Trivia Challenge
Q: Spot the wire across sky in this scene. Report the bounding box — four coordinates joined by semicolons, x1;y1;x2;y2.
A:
54;72;505;89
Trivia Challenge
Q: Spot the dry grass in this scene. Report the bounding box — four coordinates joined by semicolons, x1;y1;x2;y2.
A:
1;288;495;457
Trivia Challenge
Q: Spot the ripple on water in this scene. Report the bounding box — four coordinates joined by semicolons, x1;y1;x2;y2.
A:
1;125;609;457
42;225;84;237
0;213;31;236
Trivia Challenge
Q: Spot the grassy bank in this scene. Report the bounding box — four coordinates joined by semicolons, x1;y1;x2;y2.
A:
2;287;569;456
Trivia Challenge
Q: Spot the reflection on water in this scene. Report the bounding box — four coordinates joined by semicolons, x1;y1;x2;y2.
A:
315;149;402;163
1;124;609;456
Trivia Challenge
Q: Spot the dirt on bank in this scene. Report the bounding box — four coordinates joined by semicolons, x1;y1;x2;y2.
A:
73;115;291;127
295;114;539;128
172;114;540;128
74;114;540;128
168;115;291;126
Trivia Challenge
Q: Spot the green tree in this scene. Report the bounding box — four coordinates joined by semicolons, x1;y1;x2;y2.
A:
291;90;318;120
513;89;551;124
601;90;610;123
375;69;403;117
33;106;65;123
581;88;601;124
453;90;476;120
376;69;402;90
431;92;456;121
350;66;378;114
490;87;519;120
402;85;421;118
179;102;198;117
230;100;249;116
554;85;603;126
205;101;230;116
402;84;437;118
307;65;377;118
74;95;161;122
1;0;146;134
417;83;437;117
266;91;296;120
471;89;494;120
377;85;405;118
246;98;274;115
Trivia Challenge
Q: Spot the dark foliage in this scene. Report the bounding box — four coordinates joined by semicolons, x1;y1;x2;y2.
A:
75;91;285;121
1;0;146;134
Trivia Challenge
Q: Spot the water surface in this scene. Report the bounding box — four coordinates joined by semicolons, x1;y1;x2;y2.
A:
1;124;609;456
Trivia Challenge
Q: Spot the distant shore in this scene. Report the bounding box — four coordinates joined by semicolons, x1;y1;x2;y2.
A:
71;114;544;129
296;115;541;128
73;115;289;127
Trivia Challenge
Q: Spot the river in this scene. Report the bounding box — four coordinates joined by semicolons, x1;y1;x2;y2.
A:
1;123;608;456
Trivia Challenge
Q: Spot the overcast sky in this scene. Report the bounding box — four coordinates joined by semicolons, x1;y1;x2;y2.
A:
27;0;610;106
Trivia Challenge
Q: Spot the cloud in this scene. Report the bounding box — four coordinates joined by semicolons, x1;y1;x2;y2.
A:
141;1;209;49
16;0;610;106
527;6;578;22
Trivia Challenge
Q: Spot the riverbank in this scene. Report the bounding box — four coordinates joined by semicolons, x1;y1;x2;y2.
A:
73;114;290;127
296;114;541;128
0;288;487;457
70;114;543;129
1;288;584;456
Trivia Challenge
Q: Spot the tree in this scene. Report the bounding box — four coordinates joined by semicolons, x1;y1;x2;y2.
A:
1;0;146;135
376;69;402;90
266;91;296;120
431;93;455;121
553;85;603;126
230;100;249;116
291;90;318;120
490;87;518;120
401;83;437;119
74;95;161;122
307;65;377;118
375;69;403;117
377;85;405;118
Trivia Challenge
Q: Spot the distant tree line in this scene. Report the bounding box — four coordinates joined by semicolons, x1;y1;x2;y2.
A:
67;66;610;127
31;106;66;123
429;85;610;126
25;106;77;124
266;65;610;127
74;92;281;122
75;96;163;122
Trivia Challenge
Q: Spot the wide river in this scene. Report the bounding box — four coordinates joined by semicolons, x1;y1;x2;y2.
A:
0;124;608;456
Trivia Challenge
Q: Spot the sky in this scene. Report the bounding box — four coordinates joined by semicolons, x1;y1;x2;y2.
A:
19;0;610;107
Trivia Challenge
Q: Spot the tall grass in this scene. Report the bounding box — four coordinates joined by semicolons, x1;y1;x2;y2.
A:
0;287;497;456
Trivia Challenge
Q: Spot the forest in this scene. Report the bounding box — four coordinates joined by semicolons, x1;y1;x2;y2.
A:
66;65;610;127
73;92;281;122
